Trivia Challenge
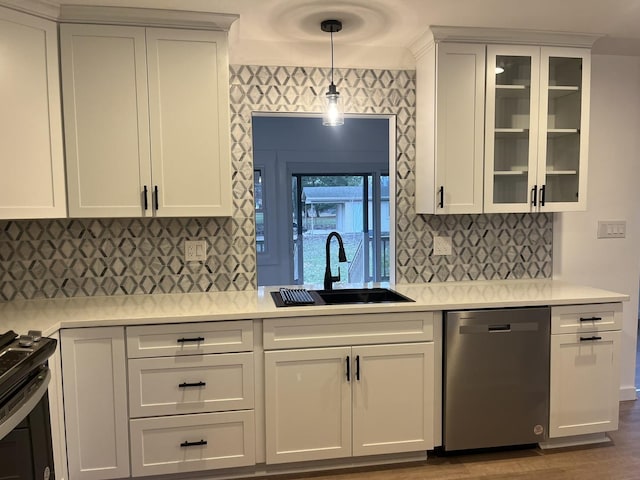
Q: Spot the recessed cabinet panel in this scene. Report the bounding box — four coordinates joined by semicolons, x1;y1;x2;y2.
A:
549;331;620;438
415;42;485;214
130;411;255;476
128;352;254;417
352;343;434;456
146;29;232;217
265;347;352;464
61;327;130;480
0;7;66;218
61;25;151;218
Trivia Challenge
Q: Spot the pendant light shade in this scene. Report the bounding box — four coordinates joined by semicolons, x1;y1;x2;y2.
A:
321;19;344;126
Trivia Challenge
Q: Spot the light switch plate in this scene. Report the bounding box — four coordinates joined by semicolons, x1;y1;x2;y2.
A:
433;236;452;255
597;221;626;239
185;240;207;261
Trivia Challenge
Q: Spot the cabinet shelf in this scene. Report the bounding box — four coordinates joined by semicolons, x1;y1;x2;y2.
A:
495;128;529;139
545;170;577;175
494;170;528;176
548;86;579;99
495;84;530;99
547;128;579;137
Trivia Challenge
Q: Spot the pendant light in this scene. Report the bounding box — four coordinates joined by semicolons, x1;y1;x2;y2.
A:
321;19;344;126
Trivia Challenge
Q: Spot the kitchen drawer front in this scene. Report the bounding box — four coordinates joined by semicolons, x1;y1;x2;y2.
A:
263;312;435;349
130;410;255;477
551;303;622;334
127;320;253;358
128;352;254;418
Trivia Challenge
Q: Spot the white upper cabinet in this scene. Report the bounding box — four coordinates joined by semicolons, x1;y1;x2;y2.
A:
413;27;594;215
485;45;590;213
61;24;232;218
0;7;66;219
414;40;485;214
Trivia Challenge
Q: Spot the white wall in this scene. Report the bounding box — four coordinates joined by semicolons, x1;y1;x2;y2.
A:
553;54;640;400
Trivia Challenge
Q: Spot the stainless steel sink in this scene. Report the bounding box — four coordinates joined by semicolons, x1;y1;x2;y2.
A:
311;287;414;305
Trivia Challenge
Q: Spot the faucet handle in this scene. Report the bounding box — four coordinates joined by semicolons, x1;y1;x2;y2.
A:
336;266;341;282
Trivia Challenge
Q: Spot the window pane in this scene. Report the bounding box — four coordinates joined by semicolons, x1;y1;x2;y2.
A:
254;169;265;254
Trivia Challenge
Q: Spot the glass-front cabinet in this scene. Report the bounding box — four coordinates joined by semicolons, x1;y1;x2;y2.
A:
485;45;590;213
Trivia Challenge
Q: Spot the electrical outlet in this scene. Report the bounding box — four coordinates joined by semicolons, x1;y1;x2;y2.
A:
597;221;626;239
433;236;452;256
185;240;207;261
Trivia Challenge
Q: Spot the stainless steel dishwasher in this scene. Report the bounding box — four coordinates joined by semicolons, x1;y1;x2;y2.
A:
443;307;550;451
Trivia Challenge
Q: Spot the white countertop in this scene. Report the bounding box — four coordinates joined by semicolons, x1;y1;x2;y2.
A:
0;279;628;336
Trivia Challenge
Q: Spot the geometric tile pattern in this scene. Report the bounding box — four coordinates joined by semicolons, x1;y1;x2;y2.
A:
398;213;553;283
0;217;253;301
0;64;552;301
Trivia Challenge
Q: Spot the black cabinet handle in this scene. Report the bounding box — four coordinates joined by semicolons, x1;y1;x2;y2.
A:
438;186;444;208
531;185;537;206
177;337;205;343
154;185;159;210
143;185;149;210
355;355;360;381
178;381;206;388
180;439;207;448
540;185;546;206
346;355;350;382
580;336;602;342
580;316;603;322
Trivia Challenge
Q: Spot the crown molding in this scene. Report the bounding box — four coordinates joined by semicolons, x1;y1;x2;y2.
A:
58;5;238;30
0;0;60;20
0;2;239;30
429;25;602;48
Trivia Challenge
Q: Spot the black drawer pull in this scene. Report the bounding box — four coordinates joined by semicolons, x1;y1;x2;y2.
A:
177;337;205;343
580;336;602;342
143;185;148;210
355;355;360;381
579;316;603;322
179;381;206;388
180;439;207;448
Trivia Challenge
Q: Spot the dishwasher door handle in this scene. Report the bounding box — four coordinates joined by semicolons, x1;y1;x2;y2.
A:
488;324;511;332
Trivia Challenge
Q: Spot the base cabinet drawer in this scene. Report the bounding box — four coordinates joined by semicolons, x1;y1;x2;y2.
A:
127;321;253;358
130;411;255;477
551;303;622;334
128;352;255;417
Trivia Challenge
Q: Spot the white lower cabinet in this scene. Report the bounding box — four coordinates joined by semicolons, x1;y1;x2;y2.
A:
549;303;622;439
126;321;256;477
130;410;256;477
61;327;130;480
264;312;436;465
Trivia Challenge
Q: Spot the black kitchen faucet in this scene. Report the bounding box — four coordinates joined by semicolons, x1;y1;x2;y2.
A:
324;231;348;290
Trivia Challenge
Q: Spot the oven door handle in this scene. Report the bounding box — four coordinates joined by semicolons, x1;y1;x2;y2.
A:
0;368;50;441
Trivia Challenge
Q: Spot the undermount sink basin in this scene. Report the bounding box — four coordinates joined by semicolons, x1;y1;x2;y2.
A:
312;287;414;305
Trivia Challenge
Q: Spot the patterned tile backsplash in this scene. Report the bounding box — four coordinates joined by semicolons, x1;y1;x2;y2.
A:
0;65;552;301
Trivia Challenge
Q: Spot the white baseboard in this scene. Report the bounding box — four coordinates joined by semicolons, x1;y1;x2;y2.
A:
619;386;638;401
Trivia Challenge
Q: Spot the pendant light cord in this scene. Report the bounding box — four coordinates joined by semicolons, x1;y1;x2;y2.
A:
330;30;335;85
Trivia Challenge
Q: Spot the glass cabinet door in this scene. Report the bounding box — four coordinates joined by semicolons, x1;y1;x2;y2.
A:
485;45;540;213
537;48;590;211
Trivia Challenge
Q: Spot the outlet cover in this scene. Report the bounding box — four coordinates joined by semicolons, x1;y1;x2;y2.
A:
185;240;207;261
433;236;452;256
